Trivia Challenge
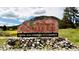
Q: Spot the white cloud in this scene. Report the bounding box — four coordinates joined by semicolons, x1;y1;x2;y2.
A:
33;7;46;15
1;17;17;20
6;23;19;26
19;19;25;22
0;21;19;26
0;21;8;26
0;7;64;19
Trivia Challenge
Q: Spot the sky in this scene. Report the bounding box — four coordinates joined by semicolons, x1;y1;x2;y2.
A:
0;7;65;26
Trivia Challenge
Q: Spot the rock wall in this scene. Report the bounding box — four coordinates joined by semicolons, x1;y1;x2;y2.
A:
3;37;79;51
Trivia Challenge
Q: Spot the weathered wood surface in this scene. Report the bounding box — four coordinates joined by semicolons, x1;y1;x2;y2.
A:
17;16;58;33
17;16;58;37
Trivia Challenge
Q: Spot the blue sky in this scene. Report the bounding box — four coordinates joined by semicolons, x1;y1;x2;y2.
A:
0;7;65;26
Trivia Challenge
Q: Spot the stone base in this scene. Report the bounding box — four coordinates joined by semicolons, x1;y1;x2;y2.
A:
2;37;79;51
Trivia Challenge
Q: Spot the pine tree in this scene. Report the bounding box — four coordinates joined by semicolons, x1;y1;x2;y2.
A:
3;25;7;31
63;7;79;28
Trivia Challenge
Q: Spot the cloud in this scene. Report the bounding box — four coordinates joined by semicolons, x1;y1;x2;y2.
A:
0;21;6;23
34;10;46;14
0;21;7;26
19;19;25;22
6;23;19;26
0;7;64;19
1;11;18;18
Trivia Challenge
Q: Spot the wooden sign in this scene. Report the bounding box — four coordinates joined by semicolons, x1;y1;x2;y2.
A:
17;16;59;37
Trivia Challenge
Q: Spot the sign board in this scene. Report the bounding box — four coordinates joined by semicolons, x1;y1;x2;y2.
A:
17;16;59;37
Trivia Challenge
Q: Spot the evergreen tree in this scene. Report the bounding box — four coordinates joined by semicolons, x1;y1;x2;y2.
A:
63;7;79;28
3;25;7;31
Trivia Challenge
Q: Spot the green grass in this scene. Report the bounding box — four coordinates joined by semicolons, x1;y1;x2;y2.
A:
0;30;17;37
0;38;7;47
59;29;79;46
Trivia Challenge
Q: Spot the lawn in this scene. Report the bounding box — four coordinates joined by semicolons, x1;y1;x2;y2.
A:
0;38;7;47
0;30;17;37
59;29;79;46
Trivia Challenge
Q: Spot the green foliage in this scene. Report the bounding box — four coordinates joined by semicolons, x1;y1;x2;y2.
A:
59;18;76;29
29;21;34;26
3;25;7;31
62;7;79;28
